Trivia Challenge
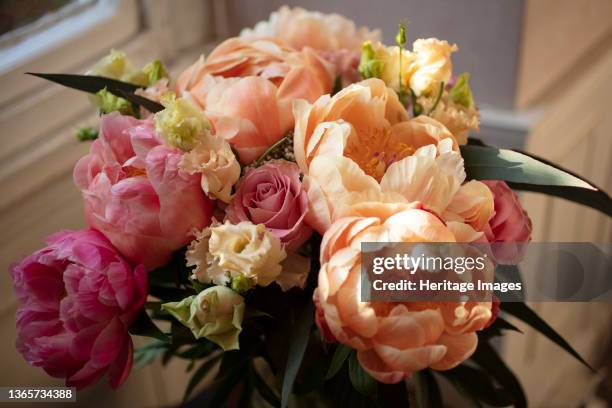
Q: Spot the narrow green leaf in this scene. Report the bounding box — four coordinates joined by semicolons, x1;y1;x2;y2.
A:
116;89;164;113
325;344;352;380
28;72;164;113
460;145;612;216
481;316;523;339
500;302;594;371
129;309;169;342
133;340;168;369
183;353;222;402
28;72;138;94
281;301;315;408
441;365;513;407
471;341;526;408
348;351;377;397
413;370;442;408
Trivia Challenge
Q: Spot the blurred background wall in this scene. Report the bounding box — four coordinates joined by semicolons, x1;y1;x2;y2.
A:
0;0;611;407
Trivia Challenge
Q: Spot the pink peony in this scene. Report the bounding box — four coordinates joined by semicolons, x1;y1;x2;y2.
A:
482;180;532;263
226;160;312;250
10;229;147;389
74;113;214;269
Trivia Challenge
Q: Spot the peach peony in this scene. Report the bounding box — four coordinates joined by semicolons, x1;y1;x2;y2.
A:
176;37;333;163
240;6;380;53
314;202;492;383
293;78;493;234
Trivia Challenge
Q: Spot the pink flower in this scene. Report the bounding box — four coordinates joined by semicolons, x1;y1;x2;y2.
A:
226;160;312;250
482;180;532;263
74;113;214;269
10;229;147;389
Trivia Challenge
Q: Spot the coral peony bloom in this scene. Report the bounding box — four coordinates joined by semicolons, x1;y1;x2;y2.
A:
73;113;214;269
10;229;147;389
314;203;492;383
240;6;380;86
240;6;380;53
227;160;312;249
293;78;493;234
483;180;533;263
175;37;333;163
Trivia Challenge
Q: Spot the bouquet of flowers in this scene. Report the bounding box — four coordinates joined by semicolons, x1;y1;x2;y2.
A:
10;6;612;407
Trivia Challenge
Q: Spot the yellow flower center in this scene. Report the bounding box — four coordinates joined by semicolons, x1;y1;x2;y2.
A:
344;126;416;181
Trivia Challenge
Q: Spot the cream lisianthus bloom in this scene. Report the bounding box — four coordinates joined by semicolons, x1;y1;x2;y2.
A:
155;93;211;151
180;134;241;203
293;78;493;235
162;286;244;351
187;221;287;289
359;41;415;93
409;38;457;97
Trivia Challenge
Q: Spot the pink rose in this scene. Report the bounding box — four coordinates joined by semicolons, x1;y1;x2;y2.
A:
483;180;532;263
10;229;147;389
226;160;312;249
74;113;214;269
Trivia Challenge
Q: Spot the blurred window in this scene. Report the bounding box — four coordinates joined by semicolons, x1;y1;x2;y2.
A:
0;0;94;38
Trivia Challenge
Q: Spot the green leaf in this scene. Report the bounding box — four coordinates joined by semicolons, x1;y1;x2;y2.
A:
116;89;164;113
413;370;442;408
133;340;168;369
27;72;164;113
325;344;352;380
281;301;315;408
480;316;523;339
500;302;593;371
441;365;513;407
129;309;169;342
471;341;526;408
348;351;377;397
460;145;612;217
183;353;222;402
251;362;281;407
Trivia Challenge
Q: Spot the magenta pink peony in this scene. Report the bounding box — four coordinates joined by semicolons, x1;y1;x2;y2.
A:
10;229;147;389
73;113;215;269
483;180;533;263
226;160;312;249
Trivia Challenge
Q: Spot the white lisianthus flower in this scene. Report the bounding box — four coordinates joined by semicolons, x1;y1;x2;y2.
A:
409;38;458;97
161;286;244;351
418;91;480;145
187;221;287;289
180;135;241;203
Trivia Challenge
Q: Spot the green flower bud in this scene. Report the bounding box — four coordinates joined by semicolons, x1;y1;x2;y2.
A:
231;275;255;294
93;88;135;116
87;49;135;81
358;41;384;80
154;93;210;150
162;286;245;351
449;72;474;108
75;126;98;141
395;23;407;48
143;60;168;84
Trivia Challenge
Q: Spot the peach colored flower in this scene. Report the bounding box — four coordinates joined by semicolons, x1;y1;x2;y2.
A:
176;37;333;163
179;134;241;203
314;203;492;383
240;6;380;53
293;78;492;234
